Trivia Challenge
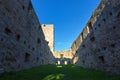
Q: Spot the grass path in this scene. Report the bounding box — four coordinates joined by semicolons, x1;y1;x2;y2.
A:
0;65;120;80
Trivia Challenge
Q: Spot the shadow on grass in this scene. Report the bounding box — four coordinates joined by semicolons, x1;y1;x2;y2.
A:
0;65;120;80
43;74;64;80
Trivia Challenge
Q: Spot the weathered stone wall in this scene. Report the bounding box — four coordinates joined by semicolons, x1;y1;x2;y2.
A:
54;50;72;59
70;0;108;57
0;0;54;73
54;50;72;65
55;58;72;65
41;24;54;53
71;0;120;74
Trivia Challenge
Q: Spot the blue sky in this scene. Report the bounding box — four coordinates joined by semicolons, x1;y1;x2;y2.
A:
31;0;101;52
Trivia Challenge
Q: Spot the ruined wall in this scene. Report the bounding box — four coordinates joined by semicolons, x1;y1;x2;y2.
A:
0;0;54;73
41;24;54;53
54;50;72;59
71;0;108;57
54;50;72;65
71;0;120;74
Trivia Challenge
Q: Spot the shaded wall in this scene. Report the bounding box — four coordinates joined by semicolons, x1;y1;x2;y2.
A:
71;0;120;74
0;0;54;73
71;0;108;57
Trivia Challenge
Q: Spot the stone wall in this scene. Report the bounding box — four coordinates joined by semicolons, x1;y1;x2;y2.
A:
54;50;72;59
54;50;72;64
70;0;108;57
41;24;54;53
0;0;54;73
71;0;120;74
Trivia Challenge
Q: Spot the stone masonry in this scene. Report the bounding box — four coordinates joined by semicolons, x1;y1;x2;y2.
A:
54;50;72;65
1;0;119;74
0;0;54;73
41;24;54;53
54;50;72;59
71;0;120;74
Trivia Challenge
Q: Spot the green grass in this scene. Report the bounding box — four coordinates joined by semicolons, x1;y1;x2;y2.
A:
0;65;120;80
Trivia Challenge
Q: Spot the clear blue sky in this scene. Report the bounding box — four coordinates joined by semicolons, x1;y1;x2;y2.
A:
31;0;101;52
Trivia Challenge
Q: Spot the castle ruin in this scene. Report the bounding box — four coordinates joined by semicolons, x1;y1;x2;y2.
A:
0;0;120;74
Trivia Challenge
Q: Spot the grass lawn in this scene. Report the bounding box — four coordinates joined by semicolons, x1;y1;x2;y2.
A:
0;65;120;80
